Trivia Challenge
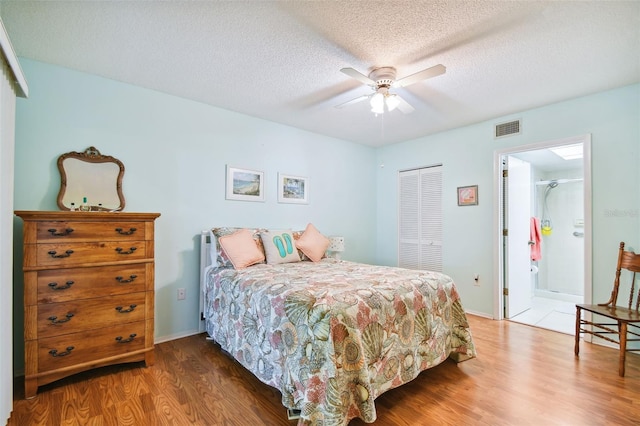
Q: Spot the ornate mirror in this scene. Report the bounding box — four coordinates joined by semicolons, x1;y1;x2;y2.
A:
56;146;125;211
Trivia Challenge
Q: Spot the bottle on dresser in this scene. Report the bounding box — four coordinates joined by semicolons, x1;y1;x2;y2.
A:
80;197;90;211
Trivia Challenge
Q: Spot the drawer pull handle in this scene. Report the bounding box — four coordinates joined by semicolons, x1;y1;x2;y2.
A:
115;333;137;343
47;228;74;237
115;304;137;313
115;247;137;255
115;275;137;283
48;250;74;258
48;313;74;324
115;227;137;235
48;281;74;290
49;346;74;357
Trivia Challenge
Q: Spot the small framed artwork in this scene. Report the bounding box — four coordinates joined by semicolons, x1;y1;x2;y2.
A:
278;173;308;204
457;185;478;206
225;166;265;202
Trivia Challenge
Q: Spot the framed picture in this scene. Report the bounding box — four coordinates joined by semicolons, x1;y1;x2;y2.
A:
278;173;308;204
457;185;478;206
226;166;265;202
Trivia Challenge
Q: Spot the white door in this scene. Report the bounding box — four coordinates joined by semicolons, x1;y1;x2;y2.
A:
505;156;532;318
398;166;443;272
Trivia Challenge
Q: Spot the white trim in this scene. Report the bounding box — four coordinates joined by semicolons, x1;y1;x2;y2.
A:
465;310;494;320
154;329;203;344
0;18;28;98
493;134;592;320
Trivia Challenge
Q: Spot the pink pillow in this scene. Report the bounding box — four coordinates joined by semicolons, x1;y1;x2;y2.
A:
218;229;265;269
295;223;330;262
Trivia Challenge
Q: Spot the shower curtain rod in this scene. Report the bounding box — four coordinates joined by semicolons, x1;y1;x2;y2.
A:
535;178;583;186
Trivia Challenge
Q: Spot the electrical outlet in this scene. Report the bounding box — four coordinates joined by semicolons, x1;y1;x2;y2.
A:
177;288;186;300
473;274;480;286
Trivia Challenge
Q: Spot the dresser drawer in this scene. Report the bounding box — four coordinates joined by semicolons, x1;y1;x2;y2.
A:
35;221;146;242
32;241;148;267
35;264;147;304
37;292;146;338
38;321;146;372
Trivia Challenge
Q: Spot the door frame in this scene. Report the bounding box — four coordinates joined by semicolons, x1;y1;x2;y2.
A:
493;134;592;320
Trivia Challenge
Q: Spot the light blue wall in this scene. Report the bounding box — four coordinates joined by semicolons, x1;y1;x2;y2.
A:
375;83;640;316
11;58;640;373
12;59;377;363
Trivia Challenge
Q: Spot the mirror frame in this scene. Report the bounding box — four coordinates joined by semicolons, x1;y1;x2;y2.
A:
56;146;126;211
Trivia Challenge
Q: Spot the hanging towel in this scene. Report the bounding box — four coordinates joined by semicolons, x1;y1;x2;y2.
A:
530;216;542;261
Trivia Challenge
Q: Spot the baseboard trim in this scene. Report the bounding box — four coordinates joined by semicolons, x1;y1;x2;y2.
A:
465;310;494;319
155;329;203;344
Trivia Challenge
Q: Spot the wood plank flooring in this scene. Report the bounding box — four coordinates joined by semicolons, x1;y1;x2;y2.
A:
8;314;640;425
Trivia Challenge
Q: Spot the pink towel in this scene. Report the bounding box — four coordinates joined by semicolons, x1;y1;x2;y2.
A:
530;217;542;261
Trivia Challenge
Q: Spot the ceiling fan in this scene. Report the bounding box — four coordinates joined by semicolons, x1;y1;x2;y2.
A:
336;64;446;114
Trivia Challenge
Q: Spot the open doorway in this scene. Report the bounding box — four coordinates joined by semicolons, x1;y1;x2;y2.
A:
494;135;592;334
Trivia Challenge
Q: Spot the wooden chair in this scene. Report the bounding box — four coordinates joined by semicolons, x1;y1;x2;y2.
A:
575;242;640;376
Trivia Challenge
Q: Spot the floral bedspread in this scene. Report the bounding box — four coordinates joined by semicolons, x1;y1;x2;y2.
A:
204;259;476;425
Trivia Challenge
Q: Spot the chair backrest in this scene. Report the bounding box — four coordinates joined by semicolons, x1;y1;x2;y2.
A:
600;242;640;310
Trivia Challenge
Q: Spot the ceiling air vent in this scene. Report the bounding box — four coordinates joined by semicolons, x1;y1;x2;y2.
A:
495;119;521;138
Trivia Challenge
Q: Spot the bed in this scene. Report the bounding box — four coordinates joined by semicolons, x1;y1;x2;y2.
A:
199;226;476;425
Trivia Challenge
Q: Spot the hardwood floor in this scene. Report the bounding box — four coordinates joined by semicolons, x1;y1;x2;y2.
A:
8;314;640;425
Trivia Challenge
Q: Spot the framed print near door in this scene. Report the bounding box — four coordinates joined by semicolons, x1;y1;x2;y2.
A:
226;166;265;202
457;185;478;206
278;173;308;204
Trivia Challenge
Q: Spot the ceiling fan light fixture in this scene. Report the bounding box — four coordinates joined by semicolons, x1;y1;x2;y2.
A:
385;94;400;112
371;103;385;115
370;92;385;114
339;63;445;116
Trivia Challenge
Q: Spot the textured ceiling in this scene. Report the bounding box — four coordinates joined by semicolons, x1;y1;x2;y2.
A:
1;1;639;147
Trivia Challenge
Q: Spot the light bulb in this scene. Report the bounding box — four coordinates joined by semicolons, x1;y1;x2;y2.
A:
386;95;400;111
370;92;384;111
371;103;384;114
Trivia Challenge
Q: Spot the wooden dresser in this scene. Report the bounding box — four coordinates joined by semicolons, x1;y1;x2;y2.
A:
14;210;160;398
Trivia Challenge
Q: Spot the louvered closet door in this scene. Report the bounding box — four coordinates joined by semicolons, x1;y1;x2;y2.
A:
399;170;420;269
398;166;443;272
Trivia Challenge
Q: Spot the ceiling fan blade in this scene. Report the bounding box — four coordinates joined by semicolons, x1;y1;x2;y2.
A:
395;96;415;114
335;94;370;109
340;68;375;86
394;64;446;88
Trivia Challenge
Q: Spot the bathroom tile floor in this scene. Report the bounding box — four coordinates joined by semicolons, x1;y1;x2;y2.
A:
509;296;577;335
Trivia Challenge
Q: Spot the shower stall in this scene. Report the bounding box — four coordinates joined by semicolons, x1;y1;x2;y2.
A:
533;173;584;301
